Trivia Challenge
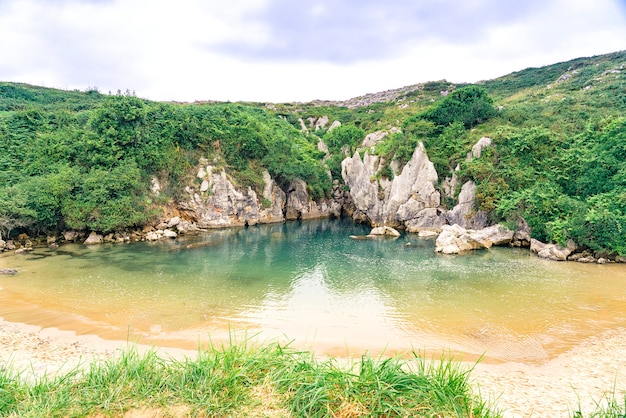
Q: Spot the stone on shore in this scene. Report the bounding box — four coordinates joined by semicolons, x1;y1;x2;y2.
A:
435;224;492;254
0;268;18;275
530;239;577;261
83;232;104;245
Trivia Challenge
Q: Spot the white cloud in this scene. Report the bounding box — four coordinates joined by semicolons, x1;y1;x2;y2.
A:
0;0;625;102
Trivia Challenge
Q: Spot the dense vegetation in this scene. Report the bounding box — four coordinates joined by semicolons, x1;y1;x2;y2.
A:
0;343;498;417
0;87;329;237
1;50;625;255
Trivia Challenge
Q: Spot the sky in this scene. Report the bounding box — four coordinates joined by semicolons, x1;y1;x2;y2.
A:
1;0;625;103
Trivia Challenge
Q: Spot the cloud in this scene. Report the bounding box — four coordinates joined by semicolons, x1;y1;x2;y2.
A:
213;0;546;63
0;0;625;102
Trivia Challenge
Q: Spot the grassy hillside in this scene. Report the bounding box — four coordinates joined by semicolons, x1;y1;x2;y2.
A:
1;50;625;254
273;51;626;255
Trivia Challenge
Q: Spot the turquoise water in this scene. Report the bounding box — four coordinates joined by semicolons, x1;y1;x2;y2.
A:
2;218;626;363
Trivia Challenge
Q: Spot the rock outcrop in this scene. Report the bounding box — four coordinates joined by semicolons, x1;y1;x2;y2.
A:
530;239;578;261
435;224;492;254
179;160;338;229
341;143;441;229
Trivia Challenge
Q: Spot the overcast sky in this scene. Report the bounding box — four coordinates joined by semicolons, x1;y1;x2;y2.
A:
1;0;625;103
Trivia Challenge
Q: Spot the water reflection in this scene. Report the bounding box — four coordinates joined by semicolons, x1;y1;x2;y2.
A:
1;218;626;364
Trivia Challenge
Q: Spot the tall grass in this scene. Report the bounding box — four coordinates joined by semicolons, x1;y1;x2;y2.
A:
0;340;499;417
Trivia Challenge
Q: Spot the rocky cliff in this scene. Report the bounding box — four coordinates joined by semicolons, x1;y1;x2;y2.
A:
176;158;340;229
341;135;491;232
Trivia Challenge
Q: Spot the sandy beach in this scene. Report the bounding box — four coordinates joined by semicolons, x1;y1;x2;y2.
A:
1;317;625;417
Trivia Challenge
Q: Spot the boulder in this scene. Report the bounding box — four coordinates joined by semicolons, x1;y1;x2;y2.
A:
0;268;18;275
369;226;401;237
83;232;104;245
145;231;160;241
0;239;5;250
530;239;577;261
63;230;81;242
163;230;178;239
435;224;491;254
472;224;514;246
15;247;34;255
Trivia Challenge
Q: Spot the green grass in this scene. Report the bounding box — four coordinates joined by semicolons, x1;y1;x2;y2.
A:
0;340;500;417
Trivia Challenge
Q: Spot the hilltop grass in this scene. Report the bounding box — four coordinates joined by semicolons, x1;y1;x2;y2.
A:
0;340;500;418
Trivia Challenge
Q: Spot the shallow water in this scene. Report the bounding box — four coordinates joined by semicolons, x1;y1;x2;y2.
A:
1;219;626;363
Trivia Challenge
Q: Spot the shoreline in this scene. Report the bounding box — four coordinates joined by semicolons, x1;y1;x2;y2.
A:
1;317;625;417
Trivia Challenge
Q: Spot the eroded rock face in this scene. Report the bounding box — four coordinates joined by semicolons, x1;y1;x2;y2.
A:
180;161;337;229
341;151;386;224
445;181;488;230
341;143;441;228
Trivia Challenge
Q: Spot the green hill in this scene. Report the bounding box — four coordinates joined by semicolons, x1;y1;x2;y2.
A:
1;50;625;255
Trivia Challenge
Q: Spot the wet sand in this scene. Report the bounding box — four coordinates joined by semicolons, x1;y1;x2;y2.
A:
1;317;625;417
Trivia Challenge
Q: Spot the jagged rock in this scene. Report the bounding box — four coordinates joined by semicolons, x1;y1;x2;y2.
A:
328;120;341;131
369;226;401;237
285;180;335;221
616;256;626;263
0;239;5;250
0;268;18;275
84;232;103;245
530;239;577;261
597;258;609;264
5;240;15;250
470;137;492;159
472;224;514;246
404;208;447;233
103;233;114;243
361;131;389;150
435;224;491;254
442;164;461;200
577;256;596;263
167;217;181;228
341;151;386;224
446;181;487;229
384;143;439;226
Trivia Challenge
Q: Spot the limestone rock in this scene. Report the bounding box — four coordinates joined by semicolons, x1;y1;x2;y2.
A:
328;120;341;132
0;239;5;250
0;268;17;275
163;230;178;239
446;181;487;229
83;232;103;245
472;224;514;246
63;231;82;242
167;217;181;228
470;137;492;159
341;151;386;224
369;226;401;237
145;231;160;241
435;224;491;254
530;239;577;261
361;131;389;150
285;180;335;221
15;247;34;254
404;208;447;233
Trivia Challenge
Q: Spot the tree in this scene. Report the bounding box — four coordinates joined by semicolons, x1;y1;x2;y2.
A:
421;85;496;129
